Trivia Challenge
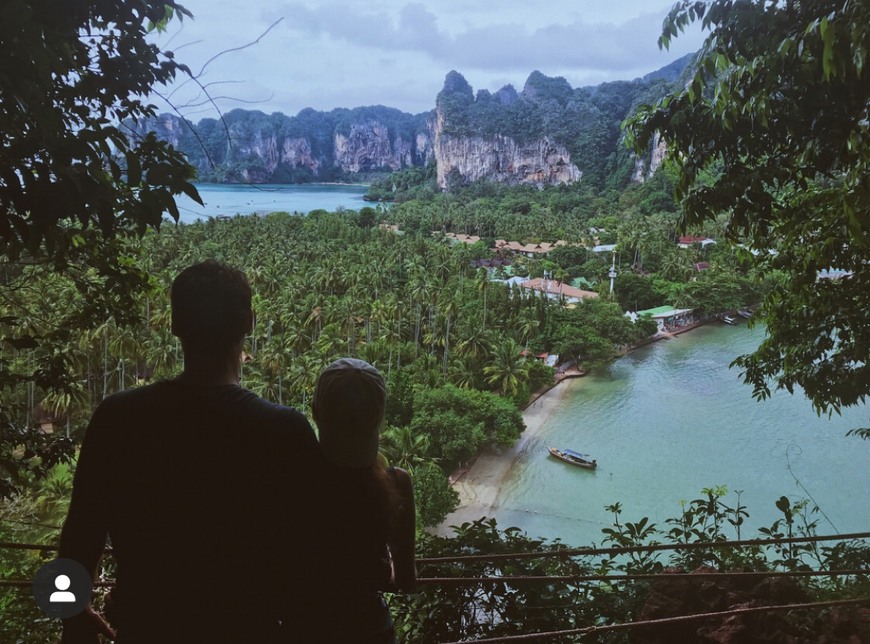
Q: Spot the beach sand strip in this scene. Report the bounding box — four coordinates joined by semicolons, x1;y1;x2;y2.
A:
435;380;575;534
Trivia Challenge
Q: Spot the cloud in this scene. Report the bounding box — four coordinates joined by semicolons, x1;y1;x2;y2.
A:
273;2;702;75
157;0;705;117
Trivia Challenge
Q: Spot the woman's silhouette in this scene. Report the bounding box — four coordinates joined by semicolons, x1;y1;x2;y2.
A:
306;358;415;643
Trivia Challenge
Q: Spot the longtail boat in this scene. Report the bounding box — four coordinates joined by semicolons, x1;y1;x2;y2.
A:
548;446;597;470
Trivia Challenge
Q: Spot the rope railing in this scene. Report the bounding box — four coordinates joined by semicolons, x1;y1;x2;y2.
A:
2;568;867;591
438;596;870;643
3;532;868;642
417;530;870;564
4;531;869;561
417;567;870;586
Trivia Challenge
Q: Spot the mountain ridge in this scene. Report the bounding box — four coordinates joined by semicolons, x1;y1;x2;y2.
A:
135;55;693;190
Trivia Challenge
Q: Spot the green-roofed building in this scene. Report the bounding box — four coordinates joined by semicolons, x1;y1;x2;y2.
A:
570;277;594;290
631;305;695;331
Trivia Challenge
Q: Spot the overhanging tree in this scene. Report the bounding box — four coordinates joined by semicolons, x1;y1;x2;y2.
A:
1;0;200;494
627;0;870;436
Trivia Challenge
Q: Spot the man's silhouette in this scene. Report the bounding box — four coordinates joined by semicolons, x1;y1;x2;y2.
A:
59;261;323;643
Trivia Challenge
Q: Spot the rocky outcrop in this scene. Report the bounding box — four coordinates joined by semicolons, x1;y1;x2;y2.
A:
133;107;434;183
136;60;691;188
631;132;667;183
281;137;320;174
334;121;422;173
433;72;582;189
435;128;581;189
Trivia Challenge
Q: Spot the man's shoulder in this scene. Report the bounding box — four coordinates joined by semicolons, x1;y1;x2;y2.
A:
226;387;312;429
95;382;314;434
92;381;170;416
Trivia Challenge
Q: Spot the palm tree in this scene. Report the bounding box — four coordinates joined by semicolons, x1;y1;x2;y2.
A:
475;268;489;331
448;355;480;389
379;425;431;471
483;338;529;397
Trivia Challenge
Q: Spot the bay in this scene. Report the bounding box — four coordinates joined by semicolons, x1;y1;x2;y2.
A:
479;322;870;546
171;183;371;223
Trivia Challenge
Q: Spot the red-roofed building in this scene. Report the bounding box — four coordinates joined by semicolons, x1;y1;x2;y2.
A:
678;235;717;249
519;278;598;303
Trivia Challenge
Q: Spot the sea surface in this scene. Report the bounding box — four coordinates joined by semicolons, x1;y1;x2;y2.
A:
171;183;371;223
487;322;870;546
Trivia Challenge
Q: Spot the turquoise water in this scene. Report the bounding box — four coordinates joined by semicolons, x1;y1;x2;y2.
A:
172;183;370;223
490;323;870;546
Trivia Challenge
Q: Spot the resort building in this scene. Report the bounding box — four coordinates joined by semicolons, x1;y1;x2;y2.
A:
494;240;568;257
677;235;717;249
443;232;482;244
625;305;695;331
518;278;598;304
520;349;559;368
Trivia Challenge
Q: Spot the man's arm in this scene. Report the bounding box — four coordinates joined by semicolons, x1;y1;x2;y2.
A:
58;403;114;642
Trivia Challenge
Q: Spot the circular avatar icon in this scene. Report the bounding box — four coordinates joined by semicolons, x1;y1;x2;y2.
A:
32;558;93;619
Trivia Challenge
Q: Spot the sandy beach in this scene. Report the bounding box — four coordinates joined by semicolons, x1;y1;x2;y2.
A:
436;379;576;533
434;322;713;535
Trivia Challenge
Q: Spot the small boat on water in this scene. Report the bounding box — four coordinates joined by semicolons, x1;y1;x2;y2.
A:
548;447;597;470
738;308;753;319
720;314;737;325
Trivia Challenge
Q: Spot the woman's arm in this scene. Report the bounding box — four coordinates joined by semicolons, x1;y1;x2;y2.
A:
388;467;416;593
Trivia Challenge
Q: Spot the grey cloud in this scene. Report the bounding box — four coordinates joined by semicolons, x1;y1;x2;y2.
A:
275;2;697;75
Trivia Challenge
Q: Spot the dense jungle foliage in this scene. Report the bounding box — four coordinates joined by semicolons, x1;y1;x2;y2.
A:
628;0;870;437
0;203;833;641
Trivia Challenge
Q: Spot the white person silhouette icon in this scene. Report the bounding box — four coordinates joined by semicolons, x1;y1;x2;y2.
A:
33;558;92;619
50;574;76;602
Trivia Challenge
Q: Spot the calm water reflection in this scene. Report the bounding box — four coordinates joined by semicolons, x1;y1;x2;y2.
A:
491;323;870;546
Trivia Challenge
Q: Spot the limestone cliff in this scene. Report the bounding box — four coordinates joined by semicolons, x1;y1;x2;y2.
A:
134;106;433;183
136;59;689;188
431;69;686;190
334;120;433;173
435;111;580;189
631;131;667;183
433;71;582;189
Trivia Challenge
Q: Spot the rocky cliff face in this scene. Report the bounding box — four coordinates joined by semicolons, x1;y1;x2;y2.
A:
138;61;687;188
631;131;667;183
435;111;581;189
433;71;581;189
334;120;433;173
431;69;686;190
135;107;433;183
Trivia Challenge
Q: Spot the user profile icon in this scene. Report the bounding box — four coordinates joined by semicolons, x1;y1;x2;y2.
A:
50;574;76;603
33;558;92;619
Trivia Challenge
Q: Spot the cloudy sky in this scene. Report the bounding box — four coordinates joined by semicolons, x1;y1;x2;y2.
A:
155;0;706;118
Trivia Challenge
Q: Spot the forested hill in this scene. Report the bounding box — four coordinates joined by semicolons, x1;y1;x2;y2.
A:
136;53;693;190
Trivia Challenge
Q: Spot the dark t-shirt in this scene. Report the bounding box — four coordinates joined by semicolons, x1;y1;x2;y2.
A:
60;380;323;643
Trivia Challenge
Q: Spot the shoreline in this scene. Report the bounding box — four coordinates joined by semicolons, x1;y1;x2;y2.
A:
436;317;715;534
436;378;576;533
